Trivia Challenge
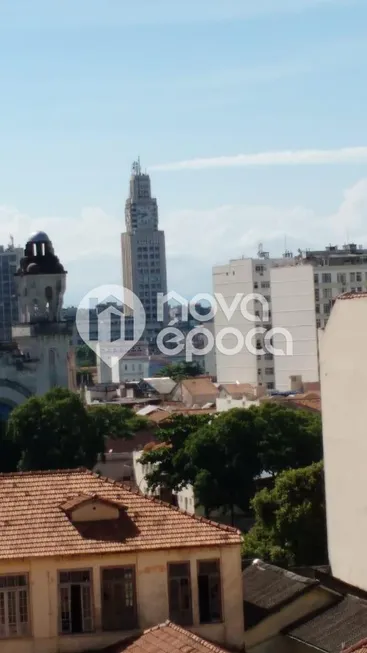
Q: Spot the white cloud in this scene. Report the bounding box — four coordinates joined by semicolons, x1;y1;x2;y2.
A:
150;147;367;172
2;178;367;303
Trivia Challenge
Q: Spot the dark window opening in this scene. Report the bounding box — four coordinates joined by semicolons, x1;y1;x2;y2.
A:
168;563;193;626
102;567;137;631
198;560;222;624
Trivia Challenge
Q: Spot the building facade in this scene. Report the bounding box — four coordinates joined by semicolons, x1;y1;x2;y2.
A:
0;232;75;417
121;160;168;341
319;292;367;591
0;468;244;653
0;241;23;343
296;243;367;329
213;244;362;391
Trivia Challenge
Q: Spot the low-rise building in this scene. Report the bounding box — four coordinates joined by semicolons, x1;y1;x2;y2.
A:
170;377;219;408
0;468;244;653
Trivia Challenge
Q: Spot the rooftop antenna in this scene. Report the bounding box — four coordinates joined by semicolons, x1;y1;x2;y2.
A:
9;235;14;249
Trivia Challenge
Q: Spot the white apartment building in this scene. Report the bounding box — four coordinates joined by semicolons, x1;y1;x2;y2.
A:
270;264;319;392
319;292;367;590
213;243;367;392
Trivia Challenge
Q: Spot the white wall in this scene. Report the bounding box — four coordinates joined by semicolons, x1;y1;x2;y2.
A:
216;397;259;412
270;265;319;391
320;294;367;590
133;451;196;515
213;259;257;385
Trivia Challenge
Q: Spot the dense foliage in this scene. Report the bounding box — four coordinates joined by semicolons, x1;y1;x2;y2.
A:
2;388;143;472
242;462;327;566
139;403;323;522
155;361;203;381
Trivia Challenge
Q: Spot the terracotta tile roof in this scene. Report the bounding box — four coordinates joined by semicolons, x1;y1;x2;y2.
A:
145;409;172;423
105;430;158;454
344;640;367;653
181;378;219;397
168;408;217;416
338;292;367;300
219;383;257;399
110;621;230;652
0;468;240;560
287;595;367;653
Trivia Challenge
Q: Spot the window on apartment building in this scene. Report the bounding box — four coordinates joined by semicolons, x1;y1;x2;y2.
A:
316;319;321;328
254;282;258;289
261;281;270;288
321;273;331;283
0;574;29;638
58;570;93;635
315;304;320;314
265;353;273;360
324;303;331;315
323;288;332;299
167;563;193;626
357;287;363;292
314;274;319;284
337;273;346;284
265;367;274;375
267;382;275;390
350;272;356;282
198;560;222;624
255;265;264;273
101;567;137;631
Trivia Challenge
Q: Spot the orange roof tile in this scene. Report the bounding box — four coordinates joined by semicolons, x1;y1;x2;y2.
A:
114;621;230;652
181;378;219;397
0;468;240;560
344;640;367;653
219;383;257;399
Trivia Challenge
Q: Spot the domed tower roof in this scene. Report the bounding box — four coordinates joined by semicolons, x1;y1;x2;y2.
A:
16;232;66;276
28;231;51;243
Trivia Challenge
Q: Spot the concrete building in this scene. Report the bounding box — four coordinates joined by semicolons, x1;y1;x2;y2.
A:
296;243;367;329
213;248;321;391
121;159;168;341
270;264;319;392
0;240;23;343
319;291;367;590
0;468;244;652
0;232;75;417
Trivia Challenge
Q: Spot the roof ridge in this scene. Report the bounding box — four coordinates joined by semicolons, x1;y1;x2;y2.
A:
0;467;90;478
250;559;317;585
344;638;367;653
143;620;229;652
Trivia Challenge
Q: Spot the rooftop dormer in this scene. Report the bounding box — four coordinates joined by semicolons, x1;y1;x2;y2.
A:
60;494;125;523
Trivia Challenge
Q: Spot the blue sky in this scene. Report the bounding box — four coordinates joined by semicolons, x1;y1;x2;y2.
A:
0;0;366;304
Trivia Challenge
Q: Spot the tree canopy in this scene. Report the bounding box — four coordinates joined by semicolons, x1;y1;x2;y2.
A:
140;403;323;522
3;388;143;472
242;461;327;567
75;344;96;367
155;361;203;381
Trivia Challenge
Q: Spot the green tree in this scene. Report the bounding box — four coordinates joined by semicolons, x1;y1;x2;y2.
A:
6;388;140;471
186;409;262;521
242;461;327;567
139;413;211;491
75;344;96;367
254;402;323;476
155;361;203;381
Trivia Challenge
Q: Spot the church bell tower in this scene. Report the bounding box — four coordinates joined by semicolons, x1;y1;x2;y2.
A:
12;232;75;394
